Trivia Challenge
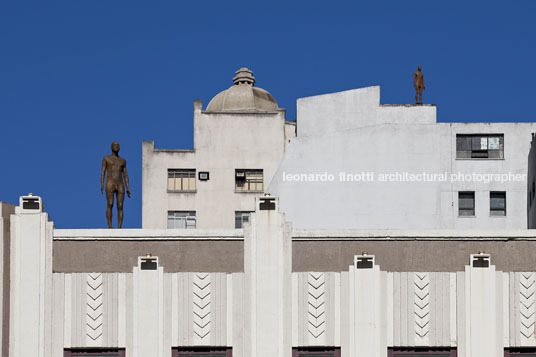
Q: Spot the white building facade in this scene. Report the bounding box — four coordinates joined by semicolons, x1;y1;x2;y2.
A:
142;68;295;229
3;69;536;357
269;86;536;229
3;195;536;357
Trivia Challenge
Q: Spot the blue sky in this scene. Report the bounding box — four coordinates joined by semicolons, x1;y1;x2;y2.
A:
1;1;535;228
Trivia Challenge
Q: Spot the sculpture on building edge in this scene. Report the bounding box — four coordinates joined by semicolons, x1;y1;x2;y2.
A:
101;141;131;228
413;65;426;104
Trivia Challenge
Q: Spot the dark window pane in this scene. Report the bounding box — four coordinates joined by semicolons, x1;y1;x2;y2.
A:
456;136;471;151
471;150;488;158
459;192;475;216
488;150;500;158
471;136;483;150
490;192;506;216
456;150;471;158
490;193;506;209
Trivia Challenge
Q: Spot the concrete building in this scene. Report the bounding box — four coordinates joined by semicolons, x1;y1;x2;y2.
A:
144;75;536;231
3;69;536;357
3;195;536;357
269;86;536;229
142;68;296;229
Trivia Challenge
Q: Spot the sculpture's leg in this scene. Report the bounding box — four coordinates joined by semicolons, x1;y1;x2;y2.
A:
105;190;114;228
117;190;125;229
419;88;423;104
415;90;419;104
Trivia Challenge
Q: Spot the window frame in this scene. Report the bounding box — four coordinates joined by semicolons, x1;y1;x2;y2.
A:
458;191;475;217
168;169;197;192
167;210;197;229
292;347;341;357
505;348;536;357
456;134;504;159
63;349;126;357
388;347;457;357
235;169;263;192
490;191;506;216
234;211;252;228
172;347;232;357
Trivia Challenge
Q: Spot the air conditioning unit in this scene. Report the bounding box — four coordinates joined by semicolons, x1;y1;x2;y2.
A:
236;171;245;178
186;216;197;229
199;171;209;181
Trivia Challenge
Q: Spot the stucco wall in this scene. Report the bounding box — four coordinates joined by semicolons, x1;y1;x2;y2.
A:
269;86;536;229
142;100;292;229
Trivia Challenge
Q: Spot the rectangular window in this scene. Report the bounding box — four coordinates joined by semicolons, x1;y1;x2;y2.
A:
456;134;504;159
167;211;196;229
388;348;456;357
458;191;475;216
235;169;263;191
235;211;251;228
172;347;232;357
292;348;341;357
490;191;506;216
168;169;196;192
64;350;125;357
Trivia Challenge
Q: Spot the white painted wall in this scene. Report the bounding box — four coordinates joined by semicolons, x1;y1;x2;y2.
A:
269;86;536;229
142;100;294;229
11;196;536;356
9;196;53;357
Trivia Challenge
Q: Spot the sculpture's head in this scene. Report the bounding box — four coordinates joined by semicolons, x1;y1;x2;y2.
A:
418;65;422;71
111;141;120;153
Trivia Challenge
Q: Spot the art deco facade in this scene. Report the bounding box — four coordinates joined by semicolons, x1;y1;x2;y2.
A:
2;68;536;357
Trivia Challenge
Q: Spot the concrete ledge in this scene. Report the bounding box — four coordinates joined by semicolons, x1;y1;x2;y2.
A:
380;104;436;107
152;148;195;153
53;228;244;241
292;229;536;241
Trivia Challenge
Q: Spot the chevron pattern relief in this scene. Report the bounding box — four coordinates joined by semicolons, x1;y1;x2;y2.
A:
520;273;536;341
193;273;211;340
414;273;430;342
86;273;104;344
307;273;326;339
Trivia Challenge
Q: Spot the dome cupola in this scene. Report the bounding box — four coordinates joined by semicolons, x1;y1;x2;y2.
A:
206;68;279;112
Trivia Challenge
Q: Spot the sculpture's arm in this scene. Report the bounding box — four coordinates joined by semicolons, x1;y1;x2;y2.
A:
123;162;131;198
422;75;425;90
413;73;417;88
100;158;106;194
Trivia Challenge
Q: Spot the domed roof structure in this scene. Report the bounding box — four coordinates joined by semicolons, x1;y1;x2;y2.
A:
206;68;279;112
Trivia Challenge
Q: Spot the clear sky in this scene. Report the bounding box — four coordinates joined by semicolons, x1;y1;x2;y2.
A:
1;1;535;228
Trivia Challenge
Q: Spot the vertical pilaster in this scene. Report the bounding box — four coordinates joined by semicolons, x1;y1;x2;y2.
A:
459;253;503;357
244;196;292;357
345;254;387;357
9;195;53;357
132;255;166;357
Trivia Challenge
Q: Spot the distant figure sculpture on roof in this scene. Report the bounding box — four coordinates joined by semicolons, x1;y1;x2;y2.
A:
413;65;426;105
101;141;131;228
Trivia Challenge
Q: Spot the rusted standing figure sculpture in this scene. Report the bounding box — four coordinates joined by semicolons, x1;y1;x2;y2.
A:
413;65;426;104
101;142;131;228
